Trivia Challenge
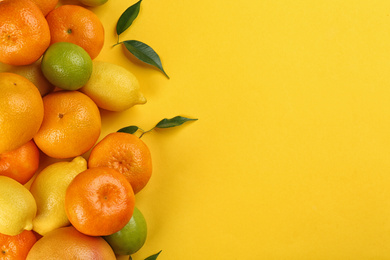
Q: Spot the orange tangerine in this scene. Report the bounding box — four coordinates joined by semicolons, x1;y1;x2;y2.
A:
0;0;50;66
46;5;105;59
88;132;153;194
0;230;37;260
65;167;135;236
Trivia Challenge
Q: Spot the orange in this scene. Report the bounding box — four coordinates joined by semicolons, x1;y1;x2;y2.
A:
0;230;37;260
46;5;105;59
0;0;50;66
65;167;135;236
88;132;153;194
26;226;116;260
0;140;40;185
34;90;101;159
30;0;58;16
0;72;44;154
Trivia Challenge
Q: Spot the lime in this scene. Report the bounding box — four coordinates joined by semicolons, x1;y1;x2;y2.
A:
41;42;92;90
78;0;108;7
103;207;147;255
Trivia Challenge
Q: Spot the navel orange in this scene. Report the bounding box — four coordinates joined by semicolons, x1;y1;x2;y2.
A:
0;0;50;66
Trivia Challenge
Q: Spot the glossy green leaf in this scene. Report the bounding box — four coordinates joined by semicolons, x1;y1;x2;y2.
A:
123;40;169;78
155;116;198;129
144;250;162;260
117;125;139;134
116;0;142;36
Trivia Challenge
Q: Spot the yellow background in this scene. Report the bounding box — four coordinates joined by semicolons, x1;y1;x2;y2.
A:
60;0;390;259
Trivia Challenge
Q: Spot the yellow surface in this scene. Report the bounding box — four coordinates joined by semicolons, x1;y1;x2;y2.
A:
57;0;390;259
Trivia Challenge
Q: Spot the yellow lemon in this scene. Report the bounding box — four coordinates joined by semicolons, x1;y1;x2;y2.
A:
29;156;87;236
0;176;37;236
79;61;146;112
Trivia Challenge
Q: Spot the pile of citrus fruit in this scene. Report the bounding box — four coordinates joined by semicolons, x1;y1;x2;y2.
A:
0;0;153;258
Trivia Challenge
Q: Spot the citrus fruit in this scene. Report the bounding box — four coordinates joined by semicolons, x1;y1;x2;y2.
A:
0;176;37;236
0;0;50;66
26;226;116;260
0;140;40;185
88;132;152;194
31;0;58;16
104;207;147;255
41;42;93;90
0;230;37;260
65;167;135;236
46;5;105;59
78;0;108;7
80;61;147;111
30;156;87;236
0;72;44;154
6;59;55;96
34;90;101;159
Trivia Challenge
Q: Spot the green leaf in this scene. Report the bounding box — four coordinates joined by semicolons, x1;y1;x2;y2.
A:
116;0;142;36
155;116;198;129
144;250;162;260
117;125;139;134
123;40;169;78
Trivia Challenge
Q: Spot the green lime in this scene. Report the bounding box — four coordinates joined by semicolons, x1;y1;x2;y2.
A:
103;207;147;255
41;42;92;91
78;0;108;7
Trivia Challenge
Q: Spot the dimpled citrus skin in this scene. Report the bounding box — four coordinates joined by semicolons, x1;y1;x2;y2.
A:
80;61;146;112
30;156;88;236
33;90;101;159
41;42;92;91
0;72;44;154
0;176;37;236
0;0;50;66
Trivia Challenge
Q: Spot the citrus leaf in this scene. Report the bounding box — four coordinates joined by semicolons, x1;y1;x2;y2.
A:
155;116;198;129
123;40;169;78
144;250;162;260
117;125;139;134
116;0;142;36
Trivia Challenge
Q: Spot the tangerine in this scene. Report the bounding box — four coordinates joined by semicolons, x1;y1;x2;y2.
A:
31;0;58;16
65;167;135;236
46;5;104;59
0;72;44;154
0;0;50;66
26;226;116;260
0;230;37;260
0;140;40;185
33;90;101;159
88;132;153;194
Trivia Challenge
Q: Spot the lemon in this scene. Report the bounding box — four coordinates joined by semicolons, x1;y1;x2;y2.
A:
78;0;108;7
0;176;37;236
29;156;87;236
79;61;146;112
5;59;55;96
41;42;92;91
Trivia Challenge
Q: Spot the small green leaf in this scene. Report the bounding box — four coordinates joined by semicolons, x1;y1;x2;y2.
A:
117;125;139;134
123;40;169;78
116;0;142;36
155;116;198;129
144;250;162;260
